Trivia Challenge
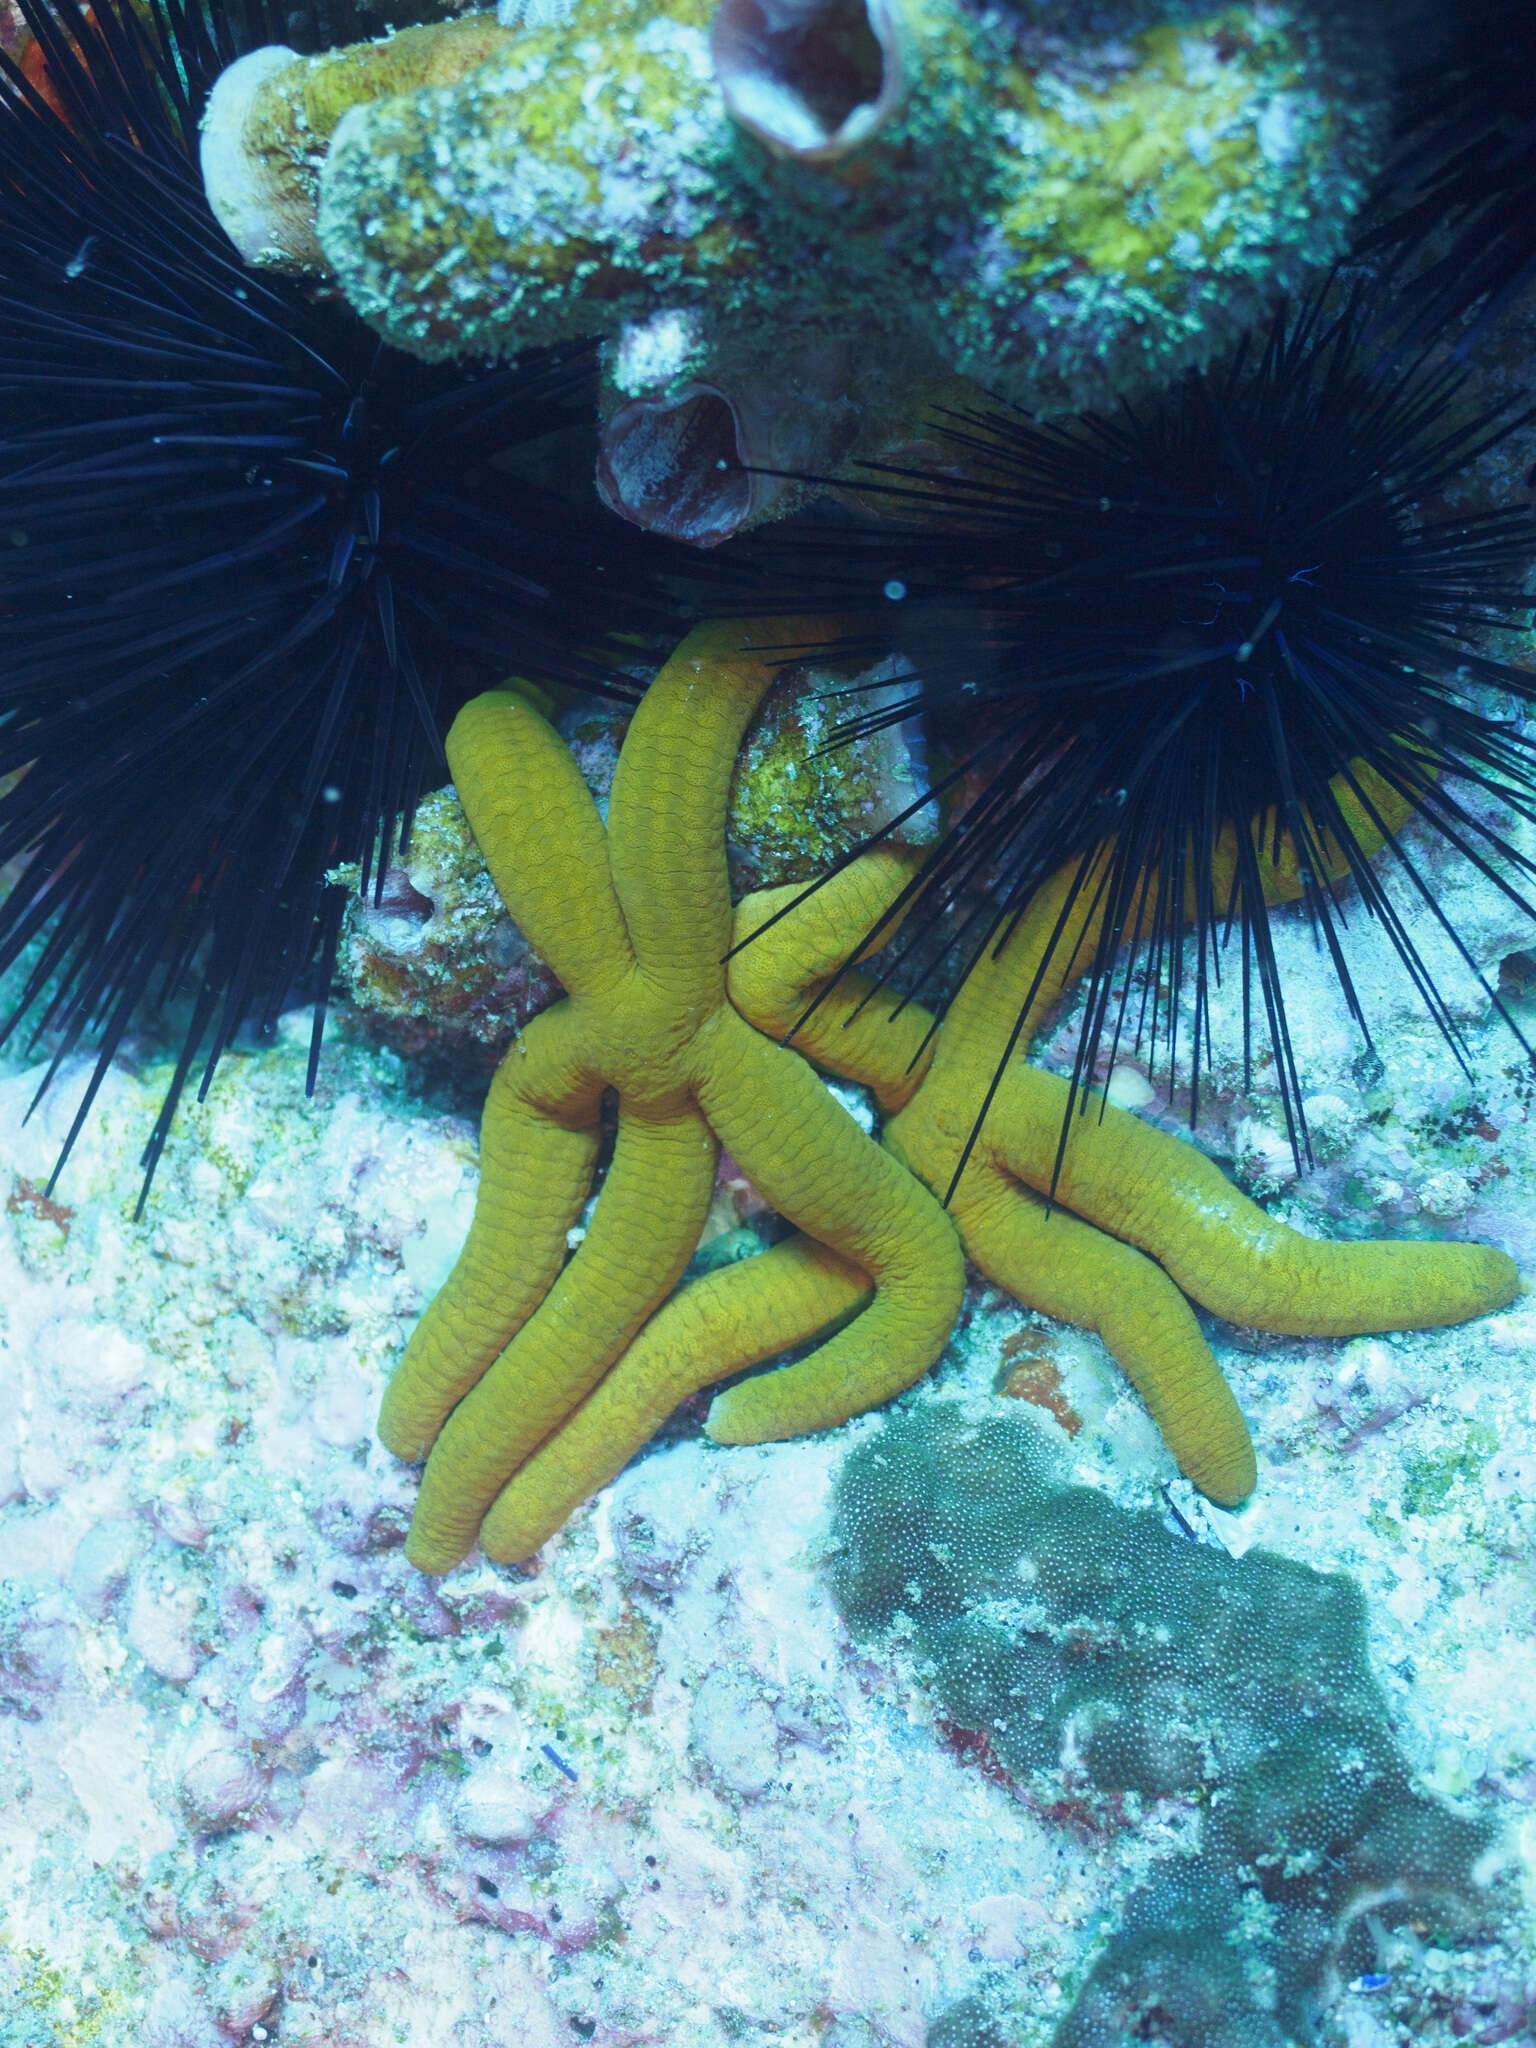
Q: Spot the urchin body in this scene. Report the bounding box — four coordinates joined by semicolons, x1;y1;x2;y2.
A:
790;293;1536;1162
0;0;686;1207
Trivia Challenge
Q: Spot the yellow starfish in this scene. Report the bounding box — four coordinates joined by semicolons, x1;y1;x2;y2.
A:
479;806;1520;1559
380;620;964;1575
875;854;1518;1505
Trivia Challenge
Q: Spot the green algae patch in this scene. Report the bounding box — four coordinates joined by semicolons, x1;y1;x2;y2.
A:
1401;1419;1500;1517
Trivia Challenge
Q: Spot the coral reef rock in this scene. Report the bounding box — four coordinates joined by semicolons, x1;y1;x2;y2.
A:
200;0;1389;538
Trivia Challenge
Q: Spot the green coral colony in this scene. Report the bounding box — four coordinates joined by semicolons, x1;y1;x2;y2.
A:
837;1408;1499;2048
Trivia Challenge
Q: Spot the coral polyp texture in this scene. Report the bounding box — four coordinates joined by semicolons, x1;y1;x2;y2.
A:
199;0;1388;536
830;1403;1504;2048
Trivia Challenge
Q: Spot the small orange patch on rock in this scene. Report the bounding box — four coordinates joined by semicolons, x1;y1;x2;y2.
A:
996;1329;1082;1438
7;1175;73;1237
591;1598;658;1710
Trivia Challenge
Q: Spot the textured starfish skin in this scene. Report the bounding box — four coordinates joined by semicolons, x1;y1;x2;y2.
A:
482;826;1521;1556
880;870;1519;1505
745;843;1521;1504
477;861;914;1561
380;620;964;1574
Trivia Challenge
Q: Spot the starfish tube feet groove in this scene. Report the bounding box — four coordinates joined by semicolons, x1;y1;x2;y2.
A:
381;621;964;1574
476;853;949;1561
890;1051;1517;1506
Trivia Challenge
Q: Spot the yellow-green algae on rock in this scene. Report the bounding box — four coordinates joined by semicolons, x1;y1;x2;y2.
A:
301;0;1387;414
195;0;1389;536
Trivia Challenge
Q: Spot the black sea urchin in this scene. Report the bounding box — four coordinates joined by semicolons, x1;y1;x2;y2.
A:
775;290;1536;1173
0;0;692;1211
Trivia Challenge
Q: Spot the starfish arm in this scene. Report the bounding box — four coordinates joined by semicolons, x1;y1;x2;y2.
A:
403;1100;720;1573
881;806;1519;1503
942;858;1114;1056
916;828;1520;1337
939;758;1421;1065
478;1237;869;1562
608;619;837;1009
445;688;632;999
379;1001;603;1463
729;846;936;1110
955;1162;1257;1504
1006;1066;1522;1336
694;1010;965;1443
